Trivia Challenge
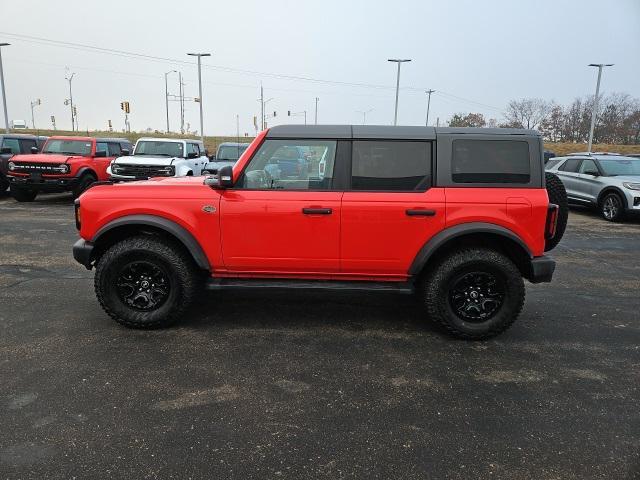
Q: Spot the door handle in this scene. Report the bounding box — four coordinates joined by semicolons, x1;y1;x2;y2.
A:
302;208;332;215
406;209;436;217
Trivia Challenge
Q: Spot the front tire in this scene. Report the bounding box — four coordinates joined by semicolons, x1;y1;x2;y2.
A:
72;174;97;199
600;192;625;222
10;185;38;202
422;248;525;340
94;236;201;328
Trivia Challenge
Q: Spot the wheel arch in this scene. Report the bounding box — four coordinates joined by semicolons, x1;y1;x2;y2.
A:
91;215;210;271
597;186;628;209
76;167;98;179
409;223;533;280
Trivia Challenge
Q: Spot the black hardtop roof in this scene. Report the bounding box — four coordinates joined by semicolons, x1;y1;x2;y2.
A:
266;125;540;140
0;133;39;140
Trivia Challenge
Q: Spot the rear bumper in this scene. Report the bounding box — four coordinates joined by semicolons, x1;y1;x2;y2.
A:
73;239;94;270
7;174;79;192
528;255;555;283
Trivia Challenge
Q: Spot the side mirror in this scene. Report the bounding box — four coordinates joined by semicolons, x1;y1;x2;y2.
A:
1;147;12;154
209;154;216;161
94;150;107;158
204;165;234;189
121;149;130;156
30;146;39;154
584;170;599;177
187;151;198;159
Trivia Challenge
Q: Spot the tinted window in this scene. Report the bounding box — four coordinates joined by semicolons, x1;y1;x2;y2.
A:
351;141;431;191
1;138;21;154
42;139;92;156
599;158;640;176
108;143;122;156
135;141;184;157
217;145;247;161
545;159;562;169
452;140;530;183
559;158;581;172
238;139;336;190
96;142;109;155
187;143;200;156
579;159;598;174
19;139;37;153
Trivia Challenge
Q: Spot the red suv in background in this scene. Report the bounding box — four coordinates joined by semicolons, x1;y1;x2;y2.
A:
6;136;132;201
72;125;567;340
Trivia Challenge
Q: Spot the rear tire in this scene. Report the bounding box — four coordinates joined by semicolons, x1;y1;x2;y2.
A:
72;174;97;199
94;236;201;328
10;185;37;202
422;248;525;340
600;192;625;222
545;172;568;251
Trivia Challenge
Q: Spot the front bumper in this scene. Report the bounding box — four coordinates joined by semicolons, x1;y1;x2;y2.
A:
528;255;555;283
7;174;80;192
73;239;94;270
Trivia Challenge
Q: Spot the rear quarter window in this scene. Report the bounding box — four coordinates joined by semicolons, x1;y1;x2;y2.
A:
452;139;530;184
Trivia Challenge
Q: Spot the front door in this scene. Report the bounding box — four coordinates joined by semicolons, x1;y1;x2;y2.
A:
341;140;445;277
220;138;343;274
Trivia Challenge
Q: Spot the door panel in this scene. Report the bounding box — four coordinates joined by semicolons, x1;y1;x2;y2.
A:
341;189;446;275
220;190;342;273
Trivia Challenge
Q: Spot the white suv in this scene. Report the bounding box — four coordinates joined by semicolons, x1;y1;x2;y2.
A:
108;138;208;180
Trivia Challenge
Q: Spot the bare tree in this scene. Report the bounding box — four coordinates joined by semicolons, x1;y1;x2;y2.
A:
504;98;551;130
448;112;486;127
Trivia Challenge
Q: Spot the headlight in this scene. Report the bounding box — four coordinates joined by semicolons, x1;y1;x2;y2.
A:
58;164;70;173
8;161;15;171
112;165;122;174
161;166;175;176
623;182;640;191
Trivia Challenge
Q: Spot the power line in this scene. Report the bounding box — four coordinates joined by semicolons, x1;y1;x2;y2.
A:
0;31;504;113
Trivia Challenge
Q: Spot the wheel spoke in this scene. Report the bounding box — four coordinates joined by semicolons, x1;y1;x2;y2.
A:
448;271;505;323
116;261;170;311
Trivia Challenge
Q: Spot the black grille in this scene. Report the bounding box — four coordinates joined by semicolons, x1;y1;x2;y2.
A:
11;163;66;173
114;164;173;178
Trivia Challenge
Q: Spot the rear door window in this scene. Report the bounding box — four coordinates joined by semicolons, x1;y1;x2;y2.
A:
452;139;530;183
19;139;37;153
108;143;122;156
579;159;598;174
559;158;581;172
351;141;431;191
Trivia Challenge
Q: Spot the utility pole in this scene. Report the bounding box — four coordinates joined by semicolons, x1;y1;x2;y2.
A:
388;59;411;126
187;52;211;143
587;63;613;153
179;72;184;134
425;89;435;126
65;70;75;131
164;70;176;133
356;109;373;125
0;43;10;134
30;98;41;129
314;97;319;125
261;84;264;130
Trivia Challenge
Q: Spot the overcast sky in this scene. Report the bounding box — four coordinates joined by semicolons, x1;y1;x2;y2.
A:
1;0;638;136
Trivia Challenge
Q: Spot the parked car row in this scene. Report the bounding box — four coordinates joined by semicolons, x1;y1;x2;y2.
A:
0;135;252;201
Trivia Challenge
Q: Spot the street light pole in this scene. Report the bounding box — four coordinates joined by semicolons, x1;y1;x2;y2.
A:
0;43;11;133
187;52;211;143
388;58;411;126
587;63;613;153
314;97;319;125
30;99;41;129
425;89;435;126
164;70;176;133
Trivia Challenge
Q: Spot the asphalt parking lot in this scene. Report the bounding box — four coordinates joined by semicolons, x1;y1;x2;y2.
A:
1;193;639;480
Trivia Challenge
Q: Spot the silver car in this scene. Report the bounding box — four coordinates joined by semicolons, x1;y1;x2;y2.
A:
546;153;640;222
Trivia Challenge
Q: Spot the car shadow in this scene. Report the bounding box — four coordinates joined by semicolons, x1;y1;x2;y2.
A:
569;204;640;225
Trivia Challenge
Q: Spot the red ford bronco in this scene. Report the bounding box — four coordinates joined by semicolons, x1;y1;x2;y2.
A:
6;136;132;201
72;126;567;339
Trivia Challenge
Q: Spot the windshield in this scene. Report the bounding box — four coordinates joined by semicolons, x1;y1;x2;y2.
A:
599;158;640;176
216;145;248;161
43;139;92;156
134;141;184;157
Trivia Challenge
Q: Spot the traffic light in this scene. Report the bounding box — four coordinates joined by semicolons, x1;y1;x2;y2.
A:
287;110;291;116
73;106;77;116
120;101;130;113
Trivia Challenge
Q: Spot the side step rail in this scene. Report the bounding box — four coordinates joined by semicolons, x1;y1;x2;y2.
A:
205;278;415;294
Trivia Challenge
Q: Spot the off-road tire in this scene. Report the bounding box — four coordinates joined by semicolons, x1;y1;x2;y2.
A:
422;248;525;340
72;174;97;199
94;235;200;328
545;172;568;251
599;192;625;222
10;185;38;202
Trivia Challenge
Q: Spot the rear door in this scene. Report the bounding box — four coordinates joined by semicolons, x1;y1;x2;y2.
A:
219;138;345;274
341;140;445;277
575;158;602;203
555;158;584;201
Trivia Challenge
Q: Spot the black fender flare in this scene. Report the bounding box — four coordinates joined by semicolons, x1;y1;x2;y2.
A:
597;186;629;209
92;214;210;270
76;167;98;179
408;222;532;276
